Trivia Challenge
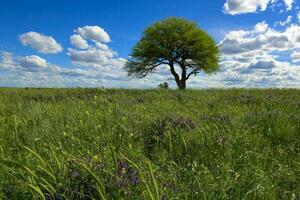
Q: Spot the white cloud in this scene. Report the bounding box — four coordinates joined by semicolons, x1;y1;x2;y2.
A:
74;26;111;43
254;21;269;33
0;52;16;70
67;47;116;67
95;42;110;51
291;51;300;62
1;24;131;89
216;21;300;88
0;52;96;87
219;22;300;56
19;32;63;54
284;0;294;10
67;45;128;84
20;55;47;69
70;34;89;49
68;26;123;72
68;26;125;76
223;0;294;15
223;0;271;15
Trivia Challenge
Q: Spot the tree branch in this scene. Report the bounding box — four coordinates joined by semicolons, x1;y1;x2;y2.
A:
186;68;199;80
169;62;180;83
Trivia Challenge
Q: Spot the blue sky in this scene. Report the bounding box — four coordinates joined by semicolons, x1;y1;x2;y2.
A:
0;0;300;88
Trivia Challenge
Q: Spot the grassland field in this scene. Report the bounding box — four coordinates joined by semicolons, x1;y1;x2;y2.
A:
0;88;299;200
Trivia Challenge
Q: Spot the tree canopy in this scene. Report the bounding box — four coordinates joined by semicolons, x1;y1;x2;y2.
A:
125;17;220;89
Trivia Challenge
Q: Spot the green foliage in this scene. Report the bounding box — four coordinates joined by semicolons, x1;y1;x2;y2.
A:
0;88;299;199
125;17;220;89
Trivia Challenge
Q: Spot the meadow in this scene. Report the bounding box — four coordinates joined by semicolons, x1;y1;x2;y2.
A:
0;88;299;199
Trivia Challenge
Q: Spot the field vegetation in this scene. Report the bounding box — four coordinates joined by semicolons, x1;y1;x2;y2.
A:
0;88;299;199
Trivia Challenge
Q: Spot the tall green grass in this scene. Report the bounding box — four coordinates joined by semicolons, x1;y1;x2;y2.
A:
0;88;299;199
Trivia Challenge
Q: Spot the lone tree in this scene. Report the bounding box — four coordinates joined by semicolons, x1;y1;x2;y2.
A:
125;17;220;90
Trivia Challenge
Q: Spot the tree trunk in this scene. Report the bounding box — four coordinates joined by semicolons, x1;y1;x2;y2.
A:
179;64;187;90
177;80;186;90
169;63;187;90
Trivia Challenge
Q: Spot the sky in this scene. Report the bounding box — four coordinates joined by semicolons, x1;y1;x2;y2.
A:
0;0;300;88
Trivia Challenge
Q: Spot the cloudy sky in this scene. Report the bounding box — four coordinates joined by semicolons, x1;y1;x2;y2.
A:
0;0;300;88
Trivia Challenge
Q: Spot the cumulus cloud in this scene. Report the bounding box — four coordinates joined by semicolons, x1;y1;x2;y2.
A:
1;25;131;88
216;21;300;88
68;47;116;66
68;25;125;75
70;34;89;49
0;51;98;87
1;24;135;88
19;32;63;54
74;26;111;43
20;55;47;70
67;45;128;83
67;25;126;75
219;21;300;55
0;53;55;74
223;0;294;15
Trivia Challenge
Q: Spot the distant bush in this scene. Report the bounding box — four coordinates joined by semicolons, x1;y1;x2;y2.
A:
158;82;169;89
